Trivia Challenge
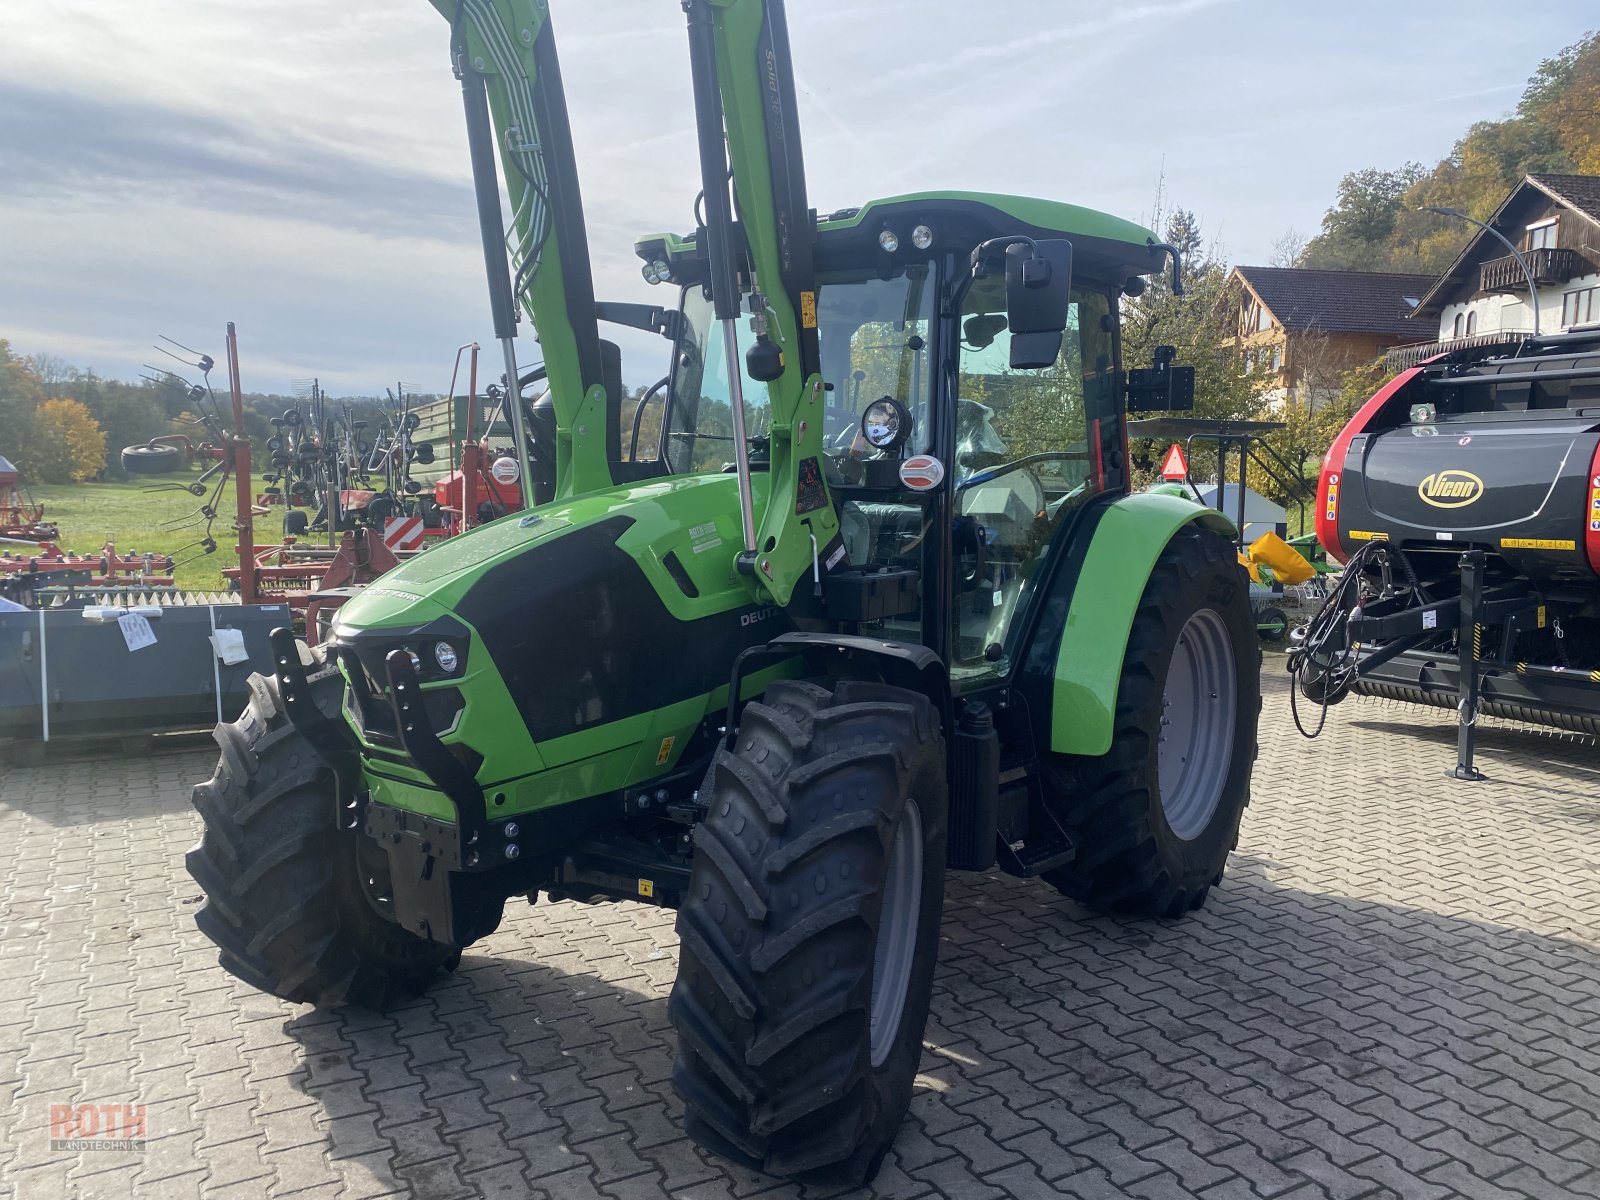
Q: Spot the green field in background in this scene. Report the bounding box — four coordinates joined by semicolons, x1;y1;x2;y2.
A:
24;475;269;593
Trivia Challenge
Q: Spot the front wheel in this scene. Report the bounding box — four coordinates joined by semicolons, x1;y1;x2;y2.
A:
1042;525;1259;917
670;679;948;1186
185;661;458;1007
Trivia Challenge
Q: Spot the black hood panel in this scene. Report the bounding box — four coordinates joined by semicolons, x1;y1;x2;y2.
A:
454;516;789;744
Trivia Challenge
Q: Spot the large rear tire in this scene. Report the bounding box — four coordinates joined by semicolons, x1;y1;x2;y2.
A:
670;679;947;1186
185;661;458;1007
1042;525;1259;918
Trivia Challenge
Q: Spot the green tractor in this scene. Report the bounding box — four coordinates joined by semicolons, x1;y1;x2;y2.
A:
187;0;1258;1185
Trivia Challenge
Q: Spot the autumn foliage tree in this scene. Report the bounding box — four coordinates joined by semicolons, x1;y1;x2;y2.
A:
35;398;108;482
1301;30;1600;274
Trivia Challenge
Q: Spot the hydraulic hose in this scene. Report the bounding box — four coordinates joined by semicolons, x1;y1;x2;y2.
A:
1286;541;1384;738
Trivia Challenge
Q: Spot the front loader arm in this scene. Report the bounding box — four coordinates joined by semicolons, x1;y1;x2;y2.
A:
689;0;841;605
430;0;616;500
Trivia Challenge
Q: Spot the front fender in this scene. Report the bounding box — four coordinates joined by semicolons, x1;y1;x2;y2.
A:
1050;492;1236;756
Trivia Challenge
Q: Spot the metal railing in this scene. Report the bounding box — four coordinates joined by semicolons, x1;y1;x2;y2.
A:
1384;330;1531;371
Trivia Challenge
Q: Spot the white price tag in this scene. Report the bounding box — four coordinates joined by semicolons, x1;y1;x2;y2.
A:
118;611;157;652
1422;609;1438;630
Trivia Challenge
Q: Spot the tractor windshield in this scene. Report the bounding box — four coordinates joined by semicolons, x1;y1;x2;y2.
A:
663;264;937;477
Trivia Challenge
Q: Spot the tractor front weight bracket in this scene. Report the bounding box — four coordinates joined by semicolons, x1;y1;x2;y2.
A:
268;626;359;795
383;648;490;851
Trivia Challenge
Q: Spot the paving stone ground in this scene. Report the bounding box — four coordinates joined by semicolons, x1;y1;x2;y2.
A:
2;670;1599;1200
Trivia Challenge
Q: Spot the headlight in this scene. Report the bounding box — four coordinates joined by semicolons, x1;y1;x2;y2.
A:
434;641;460;674
911;224;934;250
861;396;911;451
641;259;672;285
878;229;899;253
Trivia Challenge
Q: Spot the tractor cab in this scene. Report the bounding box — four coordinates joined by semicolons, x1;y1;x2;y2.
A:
634;192;1182;677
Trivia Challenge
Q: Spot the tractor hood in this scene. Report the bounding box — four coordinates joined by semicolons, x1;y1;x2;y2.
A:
327;473;789;814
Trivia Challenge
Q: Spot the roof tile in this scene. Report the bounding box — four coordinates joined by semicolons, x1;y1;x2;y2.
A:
1231;267;1436;337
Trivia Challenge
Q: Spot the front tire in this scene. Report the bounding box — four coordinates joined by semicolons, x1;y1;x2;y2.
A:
1042;525;1259;917
185;662;458;1007
670;679;947;1186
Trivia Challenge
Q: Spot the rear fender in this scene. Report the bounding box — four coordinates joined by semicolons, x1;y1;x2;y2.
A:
1049;493;1236;756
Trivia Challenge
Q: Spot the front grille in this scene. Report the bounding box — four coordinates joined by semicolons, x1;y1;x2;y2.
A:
338;644;464;746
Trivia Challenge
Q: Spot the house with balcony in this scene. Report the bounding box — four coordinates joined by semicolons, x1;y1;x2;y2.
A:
1226;266;1435;407
1396;174;1600;368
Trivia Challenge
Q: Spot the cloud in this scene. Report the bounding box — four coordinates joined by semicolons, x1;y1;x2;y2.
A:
0;81;476;243
856;0;1244;93
2;0;1596;400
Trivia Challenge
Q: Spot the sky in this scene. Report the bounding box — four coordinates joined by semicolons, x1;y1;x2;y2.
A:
1;0;1594;396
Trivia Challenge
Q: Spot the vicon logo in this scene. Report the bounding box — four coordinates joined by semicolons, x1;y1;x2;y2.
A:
1418;469;1484;508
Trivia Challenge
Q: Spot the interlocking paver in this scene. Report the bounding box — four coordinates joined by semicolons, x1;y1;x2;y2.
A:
3;675;1600;1198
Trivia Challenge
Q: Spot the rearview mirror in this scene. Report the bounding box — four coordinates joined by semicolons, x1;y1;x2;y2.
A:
1005;239;1073;370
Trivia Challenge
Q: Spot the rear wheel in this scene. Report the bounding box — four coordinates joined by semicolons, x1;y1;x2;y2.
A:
185;660;458;1007
670;679;947;1186
1042;525;1259;917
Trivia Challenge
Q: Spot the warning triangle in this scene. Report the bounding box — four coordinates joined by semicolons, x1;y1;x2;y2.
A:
1159;442;1189;479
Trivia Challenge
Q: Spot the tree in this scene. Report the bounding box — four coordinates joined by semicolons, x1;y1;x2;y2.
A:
35;399;108;482
0;341;49;478
1302;164;1425;270
1121;208;1276;484
1300;30;1600;275
1257;360;1388;526
1268;228;1308;268
1540;33;1600;173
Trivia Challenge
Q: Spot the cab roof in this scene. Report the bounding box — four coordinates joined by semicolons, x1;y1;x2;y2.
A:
636;190;1167;291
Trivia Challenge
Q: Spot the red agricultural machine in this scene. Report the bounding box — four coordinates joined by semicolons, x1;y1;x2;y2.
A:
0;454;59;543
167;333;527;637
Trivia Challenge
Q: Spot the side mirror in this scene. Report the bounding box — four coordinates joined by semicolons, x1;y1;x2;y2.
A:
1005;239;1073;370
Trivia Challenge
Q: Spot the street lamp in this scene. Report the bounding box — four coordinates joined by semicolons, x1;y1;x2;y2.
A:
1421;205;1540;337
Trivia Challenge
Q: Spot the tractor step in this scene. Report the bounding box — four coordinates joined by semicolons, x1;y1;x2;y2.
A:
995;789;1076;877
996;832;1076;878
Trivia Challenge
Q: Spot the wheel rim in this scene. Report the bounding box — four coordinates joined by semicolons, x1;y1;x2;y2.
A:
1158;609;1238;841
870;799;922;1069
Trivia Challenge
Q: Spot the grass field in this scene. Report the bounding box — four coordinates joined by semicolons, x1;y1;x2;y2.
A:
26;474;268;592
